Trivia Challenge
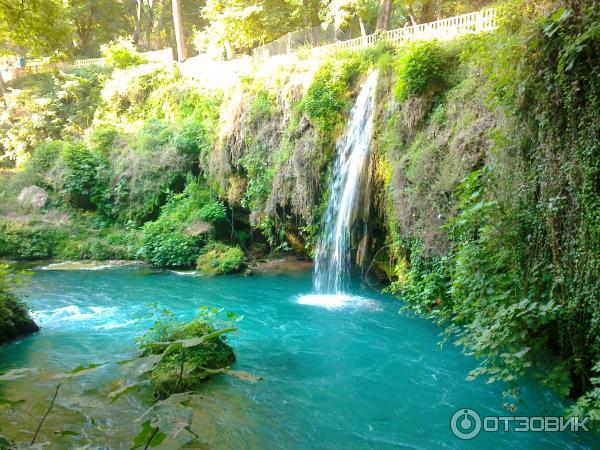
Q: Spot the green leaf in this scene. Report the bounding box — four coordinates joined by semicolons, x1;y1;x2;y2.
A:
131;420;166;449
54;362;108;379
109;384;139;404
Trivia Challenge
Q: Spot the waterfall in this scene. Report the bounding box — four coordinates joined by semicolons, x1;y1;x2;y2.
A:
313;70;378;295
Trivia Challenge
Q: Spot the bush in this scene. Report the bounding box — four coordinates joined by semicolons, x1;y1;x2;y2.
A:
50;142;100;209
0;68;107;165
0;222;65;259
139;177;224;267
138;306;236;399
300;55;364;137
196;243;244;275
101;37;147;69
394;41;448;100
18;140;64;188
199;201;226;223
0;265;39;344
141;220;202;268
95;120;198;222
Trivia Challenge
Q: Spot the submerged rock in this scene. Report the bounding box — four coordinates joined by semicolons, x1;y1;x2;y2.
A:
17;185;48;210
143;319;235;399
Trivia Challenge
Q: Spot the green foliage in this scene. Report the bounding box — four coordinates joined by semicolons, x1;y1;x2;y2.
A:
141;220;203;268
138;305;236;398
0;0;71;58
97;65;176;122
239;143;273;212
248;89;276;122
139;177;219;267
197;0;303;55
51;142;99;208
394;41;447;100
0;222;64;259
100;37;147;69
0;67;107;164
199;201;226;223
18;140;64;188
0;264;38;344
196;243;244;275
300;55;363;137
384;2;600;416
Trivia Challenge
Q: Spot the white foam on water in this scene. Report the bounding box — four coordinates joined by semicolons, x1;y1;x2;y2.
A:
95;319;137;330
170;270;198;276
297;293;380;310
39;260;140;271
34;305;118;326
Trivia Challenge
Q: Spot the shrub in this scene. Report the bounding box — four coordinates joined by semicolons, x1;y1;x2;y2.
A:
98;120;197;222
0;265;39;344
300;55;364;137
50;142;100;209
101;37;147;69
0;68;107;165
196;243;244;275
0;222;65;259
199;201;226;223
18;140;64;188
139;177;221;267
394;41;448;100
138;306;236;398
141;220;202;268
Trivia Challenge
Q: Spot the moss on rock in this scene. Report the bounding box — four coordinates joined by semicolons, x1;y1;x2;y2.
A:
0;274;39;344
142;318;235;399
196;243;244;275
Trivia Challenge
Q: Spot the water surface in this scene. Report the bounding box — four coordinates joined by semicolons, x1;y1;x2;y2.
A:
0;266;595;449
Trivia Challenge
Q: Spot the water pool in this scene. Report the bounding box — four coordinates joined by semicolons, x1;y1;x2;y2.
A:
0;265;595;449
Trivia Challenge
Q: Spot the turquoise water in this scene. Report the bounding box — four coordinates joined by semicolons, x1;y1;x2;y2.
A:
0;266;596;449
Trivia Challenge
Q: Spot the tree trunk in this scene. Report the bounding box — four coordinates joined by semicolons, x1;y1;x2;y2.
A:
419;0;434;23
376;0;393;30
146;0;155;50
134;0;144;45
172;0;187;61
0;70;7;107
358;16;367;38
407;5;418;27
224;40;233;60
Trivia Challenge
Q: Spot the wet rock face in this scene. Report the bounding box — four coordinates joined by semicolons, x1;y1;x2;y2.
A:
17;185;48;210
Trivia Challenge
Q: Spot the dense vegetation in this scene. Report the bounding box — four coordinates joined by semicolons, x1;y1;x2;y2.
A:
0;265;39;344
0;0;598;429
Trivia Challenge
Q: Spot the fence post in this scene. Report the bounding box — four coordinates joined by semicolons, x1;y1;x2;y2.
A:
287;32;292;54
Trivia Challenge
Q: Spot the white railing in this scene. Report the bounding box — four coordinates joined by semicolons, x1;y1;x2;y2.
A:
255;7;497;60
2;48;173;82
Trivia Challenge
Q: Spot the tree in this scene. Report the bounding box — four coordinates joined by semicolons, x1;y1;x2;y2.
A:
321;0;378;38
0;0;70;56
375;0;392;30
134;0;144;44
172;0;187;61
198;0;302;57
67;0;131;57
0;0;70;101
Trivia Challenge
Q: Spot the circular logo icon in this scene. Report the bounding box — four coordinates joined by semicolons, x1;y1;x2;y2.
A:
451;408;481;440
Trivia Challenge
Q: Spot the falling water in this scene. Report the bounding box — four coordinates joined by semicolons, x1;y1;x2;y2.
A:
314;71;378;295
